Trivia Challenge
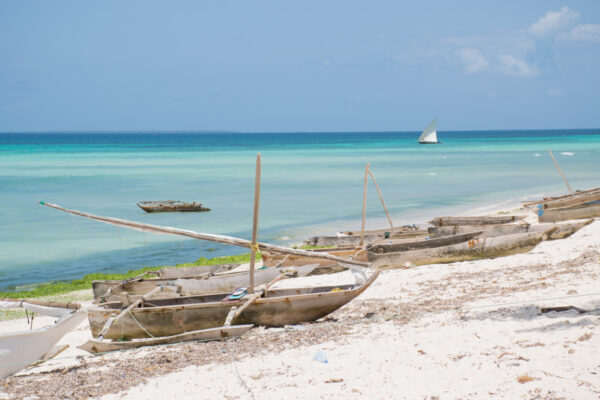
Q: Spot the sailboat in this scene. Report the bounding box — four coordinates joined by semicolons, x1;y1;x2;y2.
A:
418;117;441;144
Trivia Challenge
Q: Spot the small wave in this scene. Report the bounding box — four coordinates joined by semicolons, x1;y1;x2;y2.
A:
561;152;574;156
427;172;437;176
534;153;541;157
441;156;447;159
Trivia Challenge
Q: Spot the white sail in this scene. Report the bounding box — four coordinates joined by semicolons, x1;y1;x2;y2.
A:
418;118;438;143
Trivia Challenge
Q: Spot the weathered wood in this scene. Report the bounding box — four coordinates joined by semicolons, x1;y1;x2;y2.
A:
97;286;162;339
158;263;238;279
0;298;80;310
428;220;592;240
87;271;380;340
540;191;600;210
367;230;553;268
538;202;600;223
137;200;210;213
79;325;254;354
548;149;573;195
94;264;320;302
305;233;381;247
262;247;367;268
368;231;482;254
40;202;371;267
249;153;262;293
428;215;527;227
367;169;394;233
522;187;600;207
360;163;370;246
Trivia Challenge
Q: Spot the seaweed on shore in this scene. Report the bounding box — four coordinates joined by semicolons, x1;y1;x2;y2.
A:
0;253;258;300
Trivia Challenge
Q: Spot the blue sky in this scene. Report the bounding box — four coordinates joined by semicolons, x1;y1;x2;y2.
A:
1;1;599;132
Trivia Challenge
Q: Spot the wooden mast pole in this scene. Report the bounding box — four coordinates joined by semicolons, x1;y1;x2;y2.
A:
248;153;261;294
368;169;394;233
360;163;370;246
548;149;573;195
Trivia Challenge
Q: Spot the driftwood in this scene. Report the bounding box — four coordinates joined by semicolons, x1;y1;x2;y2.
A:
40;202;370;267
79;325;254;354
428;215;527;227
538;202;600;223
367;230;553;268
87;271;380;340
367;231;482;254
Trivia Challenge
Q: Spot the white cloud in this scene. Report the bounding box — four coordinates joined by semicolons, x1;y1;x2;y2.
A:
456;48;488;74
498;54;540;78
527;6;579;37
560;24;600;42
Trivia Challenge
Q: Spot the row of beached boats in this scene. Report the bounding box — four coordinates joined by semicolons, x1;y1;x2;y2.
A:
2;171;598;378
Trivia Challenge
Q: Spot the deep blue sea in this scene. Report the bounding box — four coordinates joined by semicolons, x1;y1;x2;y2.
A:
1;130;598;290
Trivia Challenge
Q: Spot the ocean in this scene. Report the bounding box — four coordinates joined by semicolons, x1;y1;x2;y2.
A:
0;130;598;290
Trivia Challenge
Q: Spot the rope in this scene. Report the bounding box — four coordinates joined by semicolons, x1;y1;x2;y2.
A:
250;243;259;253
126;309;155;338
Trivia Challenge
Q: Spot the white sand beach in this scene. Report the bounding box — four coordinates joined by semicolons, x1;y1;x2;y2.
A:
1;214;599;399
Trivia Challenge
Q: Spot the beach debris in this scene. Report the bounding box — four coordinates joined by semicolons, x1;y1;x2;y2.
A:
313;349;328;363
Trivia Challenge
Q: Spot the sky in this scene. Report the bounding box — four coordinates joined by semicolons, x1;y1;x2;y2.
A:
1;1;599;132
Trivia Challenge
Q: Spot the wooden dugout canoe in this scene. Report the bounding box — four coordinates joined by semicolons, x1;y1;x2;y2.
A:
93;264;320;302
522;187;600;208
538;202;600;223
79;324;253;354
367;230;554;269
137;200;210;213
429;220;592;240
367;231;483;254
428;215;527;227
539;191;600;210
261;247;367;269
307;227;428;247
86;271;380;340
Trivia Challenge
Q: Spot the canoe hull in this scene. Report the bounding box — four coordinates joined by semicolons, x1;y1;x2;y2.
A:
87;271;379;340
538;203;600;223
368;231;550;269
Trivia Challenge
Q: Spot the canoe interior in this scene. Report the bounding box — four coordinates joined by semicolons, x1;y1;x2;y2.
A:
367;231;482;254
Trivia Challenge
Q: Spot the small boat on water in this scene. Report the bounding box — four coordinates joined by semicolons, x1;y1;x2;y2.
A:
418;118;441;144
137;200;210;213
0;299;86;378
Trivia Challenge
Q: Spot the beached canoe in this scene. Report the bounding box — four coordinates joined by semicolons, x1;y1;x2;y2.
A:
538;202;600;223
307;226;428;247
367;231;483;254
428;219;592;240
261;247;367;269
137;200;210;213
93;264;320;302
428;215;527;227
367;230;554;268
79;324;254;354
0;299;86;378
86;270;379;340
538;191;600;210
522;187;600;208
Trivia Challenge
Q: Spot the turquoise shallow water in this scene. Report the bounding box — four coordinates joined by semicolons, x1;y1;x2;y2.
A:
0;130;598;290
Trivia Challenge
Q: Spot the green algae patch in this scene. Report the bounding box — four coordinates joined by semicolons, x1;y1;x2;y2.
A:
0;253;257;299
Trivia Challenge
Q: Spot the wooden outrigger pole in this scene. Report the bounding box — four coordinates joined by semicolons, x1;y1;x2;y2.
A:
548;149;574;196
39;202;371;268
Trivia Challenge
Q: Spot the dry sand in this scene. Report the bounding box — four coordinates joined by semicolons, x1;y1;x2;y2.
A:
1;217;599;399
